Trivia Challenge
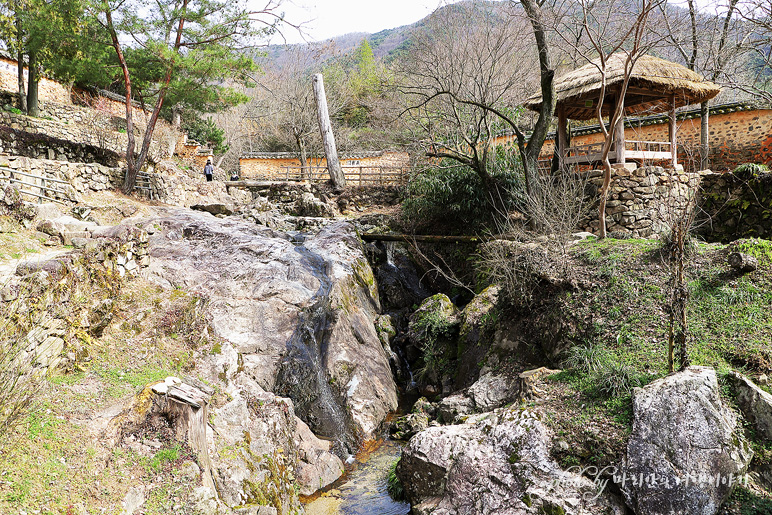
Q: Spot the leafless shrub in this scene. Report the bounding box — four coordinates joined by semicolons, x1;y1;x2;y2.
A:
654;174;699;372
478;168;593;305
73;90;122;153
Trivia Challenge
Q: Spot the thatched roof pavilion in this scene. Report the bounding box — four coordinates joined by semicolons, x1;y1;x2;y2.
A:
525;53;721;168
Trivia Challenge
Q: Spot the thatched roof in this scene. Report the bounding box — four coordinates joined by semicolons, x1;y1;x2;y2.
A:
524;53;721;120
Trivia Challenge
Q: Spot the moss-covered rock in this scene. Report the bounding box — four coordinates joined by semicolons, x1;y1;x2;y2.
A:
408;293;460;344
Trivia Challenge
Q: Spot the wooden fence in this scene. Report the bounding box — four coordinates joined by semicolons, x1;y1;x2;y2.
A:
274;165;408;186
0;166;75;204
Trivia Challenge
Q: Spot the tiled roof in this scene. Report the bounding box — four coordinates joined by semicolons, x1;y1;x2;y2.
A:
241;150;388;160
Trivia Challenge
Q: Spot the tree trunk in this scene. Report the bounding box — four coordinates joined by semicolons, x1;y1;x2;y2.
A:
699;101;709;171
598;162;612;239
105;8;137;194
519;0;555;198
295;131;309;181
15;10;27;113
172;104;182;129
312;74;345;190
26;50;38;117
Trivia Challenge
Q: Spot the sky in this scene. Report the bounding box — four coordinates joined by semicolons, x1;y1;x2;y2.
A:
269;0;458;44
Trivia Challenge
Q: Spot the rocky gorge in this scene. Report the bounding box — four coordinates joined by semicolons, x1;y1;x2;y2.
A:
1;181;771;515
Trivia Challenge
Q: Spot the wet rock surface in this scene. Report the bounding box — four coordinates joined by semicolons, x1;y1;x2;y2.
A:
140;208;397;506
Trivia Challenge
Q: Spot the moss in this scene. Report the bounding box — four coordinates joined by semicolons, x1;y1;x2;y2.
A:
539;503;566;515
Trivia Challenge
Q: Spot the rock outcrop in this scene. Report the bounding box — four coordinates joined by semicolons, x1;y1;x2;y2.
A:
397;407;625;515
623;366;753;515
141;209;397;507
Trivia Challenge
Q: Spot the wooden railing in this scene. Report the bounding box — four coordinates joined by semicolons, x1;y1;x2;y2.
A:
563;140;672;164
273;165;409;186
0;167;75;204
624;140;672;159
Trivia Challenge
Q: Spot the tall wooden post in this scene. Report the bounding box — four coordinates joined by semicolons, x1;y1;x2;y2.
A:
669;94;678;169
312;74;346;190
557;105;568;171
614;94;626;165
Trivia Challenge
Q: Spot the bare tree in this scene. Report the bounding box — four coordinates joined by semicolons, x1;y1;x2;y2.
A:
735;0;772;103
553;0;664;238
655;0;749;170
396;1;552;202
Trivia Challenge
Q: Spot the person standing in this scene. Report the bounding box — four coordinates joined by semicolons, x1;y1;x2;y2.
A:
204;159;214;182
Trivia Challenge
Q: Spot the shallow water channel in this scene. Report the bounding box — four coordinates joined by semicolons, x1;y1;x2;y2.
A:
303;439;410;515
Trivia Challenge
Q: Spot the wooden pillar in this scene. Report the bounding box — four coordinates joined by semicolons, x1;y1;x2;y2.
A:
312;74;346;190
614;94;625;165
557;104;568;170
669;94;678;169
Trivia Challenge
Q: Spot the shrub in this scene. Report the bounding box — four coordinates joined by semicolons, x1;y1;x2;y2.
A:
563;345;614;374
594;362;642;397
401;153;525;233
413;307;457;383
732;163;769;180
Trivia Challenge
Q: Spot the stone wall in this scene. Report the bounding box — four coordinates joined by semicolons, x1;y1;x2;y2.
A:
584;166;701;238
0;56;70;104
0;121;122;167
695;169;772;243
148;160;251;208
0;58;179;141
0;153;254;210
0;86;184;168
239;150;410;182
6;221;149;376
0;155;123;200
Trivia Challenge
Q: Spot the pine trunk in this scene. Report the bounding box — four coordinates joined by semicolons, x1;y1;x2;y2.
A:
26;51;38;117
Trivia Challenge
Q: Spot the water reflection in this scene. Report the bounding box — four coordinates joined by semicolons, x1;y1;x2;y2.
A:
305;440;410;515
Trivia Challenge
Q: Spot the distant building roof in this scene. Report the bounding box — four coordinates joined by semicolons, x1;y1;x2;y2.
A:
564;101;758;138
240;150;399;160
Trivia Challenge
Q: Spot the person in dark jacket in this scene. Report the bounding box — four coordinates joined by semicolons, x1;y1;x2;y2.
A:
204;159;214;182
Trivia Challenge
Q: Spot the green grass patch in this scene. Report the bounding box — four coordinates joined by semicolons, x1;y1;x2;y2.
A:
148;445;181;472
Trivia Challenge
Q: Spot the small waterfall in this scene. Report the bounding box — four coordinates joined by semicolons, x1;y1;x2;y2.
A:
385;241;396;266
274;243;352;455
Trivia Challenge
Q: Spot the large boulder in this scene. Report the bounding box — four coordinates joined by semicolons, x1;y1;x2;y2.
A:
408;293;460;344
144;209;396;452
623;366;753;515
397;407;626;515
728;371;772;440
467;373;516;412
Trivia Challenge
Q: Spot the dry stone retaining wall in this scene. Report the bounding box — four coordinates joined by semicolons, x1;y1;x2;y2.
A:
696;169;772;242
5;221;149;377
584;166;701;238
0;91;179;166
0;155;123;200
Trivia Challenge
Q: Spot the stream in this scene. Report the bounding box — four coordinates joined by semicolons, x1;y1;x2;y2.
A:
303;439;410;515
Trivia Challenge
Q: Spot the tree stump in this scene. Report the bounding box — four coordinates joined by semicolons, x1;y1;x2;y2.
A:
728;252;758;273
